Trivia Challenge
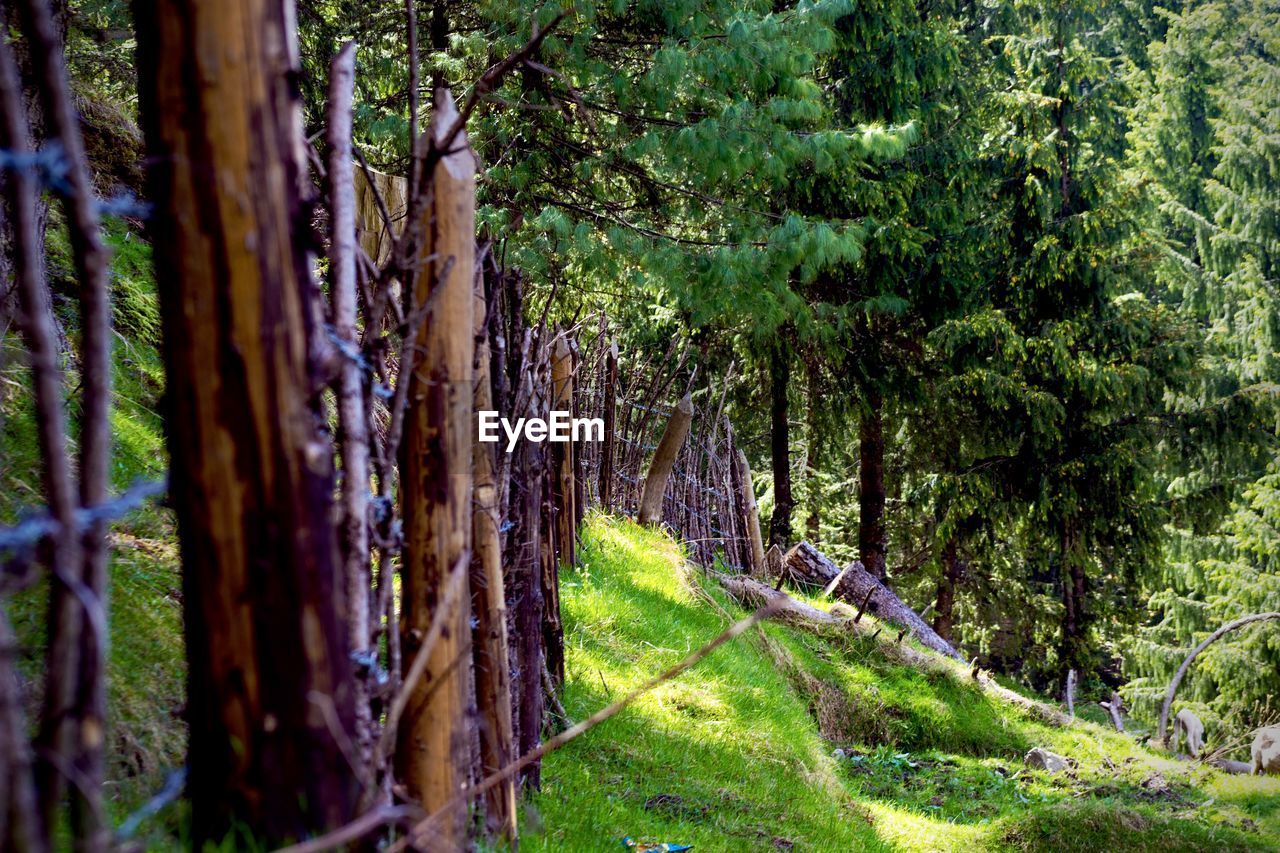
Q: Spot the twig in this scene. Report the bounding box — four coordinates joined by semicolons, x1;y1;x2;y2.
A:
853;587;875;623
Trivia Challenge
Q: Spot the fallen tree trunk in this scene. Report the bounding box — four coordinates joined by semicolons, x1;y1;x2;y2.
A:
783;542;964;661
716;572;1068;727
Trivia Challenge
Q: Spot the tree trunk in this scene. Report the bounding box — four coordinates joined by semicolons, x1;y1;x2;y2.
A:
1059;524;1087;678
784;542;964;661
395;88;476;848
638;393;694;525
933;537;962;643
134;0;357;841
858;387;887;582
769;345;793;548
805;364;821;543
470;281;517;843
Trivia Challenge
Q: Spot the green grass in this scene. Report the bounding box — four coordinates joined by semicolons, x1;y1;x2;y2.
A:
529;515;1280;852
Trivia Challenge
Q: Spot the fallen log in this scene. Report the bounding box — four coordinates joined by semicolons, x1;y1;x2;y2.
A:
783;542;964;661
715;572;1069;727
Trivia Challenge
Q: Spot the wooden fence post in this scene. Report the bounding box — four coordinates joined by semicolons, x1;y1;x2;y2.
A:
506;365;546;790
551;333;576;569
470;275;517;842
600;339;619;510
733;448;765;577
638;393;694;525
540;354;566;688
396;88;475;847
136;0;360;841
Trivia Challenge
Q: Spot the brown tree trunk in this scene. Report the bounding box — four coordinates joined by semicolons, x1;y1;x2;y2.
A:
785;542;964;661
859;387;887;582
638;393;694;525
134;0;357;842
769;345;793;548
1059;523;1087;677
804;364;821;543
470;279;517;843
395;89;476;848
933;538;963;644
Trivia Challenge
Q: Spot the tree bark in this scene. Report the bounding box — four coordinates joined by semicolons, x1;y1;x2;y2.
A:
638;393;693;525
470;278;517;844
769;345;793;548
784;542;964;661
932;537;963;643
1059;523;1088;677
134;0;357;841
859;387;887;582
507;367;546;791
395;88;476;848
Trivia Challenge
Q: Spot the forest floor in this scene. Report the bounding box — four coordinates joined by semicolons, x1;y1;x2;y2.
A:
529;516;1280;852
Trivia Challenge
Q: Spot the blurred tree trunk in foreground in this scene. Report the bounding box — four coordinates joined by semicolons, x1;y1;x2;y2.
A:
133;0;357;843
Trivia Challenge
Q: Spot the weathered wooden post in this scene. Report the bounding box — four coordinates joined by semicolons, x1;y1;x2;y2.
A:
540;374;566;688
505;365;547;790
551;332;577;568
736;448;766;576
638;393;694;525
469;278;517;842
396;88;475;847
135;0;358;840
600;339;619;510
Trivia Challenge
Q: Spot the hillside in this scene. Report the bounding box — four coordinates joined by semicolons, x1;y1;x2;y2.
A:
530;516;1280;852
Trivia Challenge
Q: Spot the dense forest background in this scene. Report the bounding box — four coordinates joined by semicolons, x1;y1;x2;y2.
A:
270;0;1280;726
1;0;1279;849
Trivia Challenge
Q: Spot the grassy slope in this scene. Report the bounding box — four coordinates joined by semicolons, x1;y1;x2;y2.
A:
529;516;1280;852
